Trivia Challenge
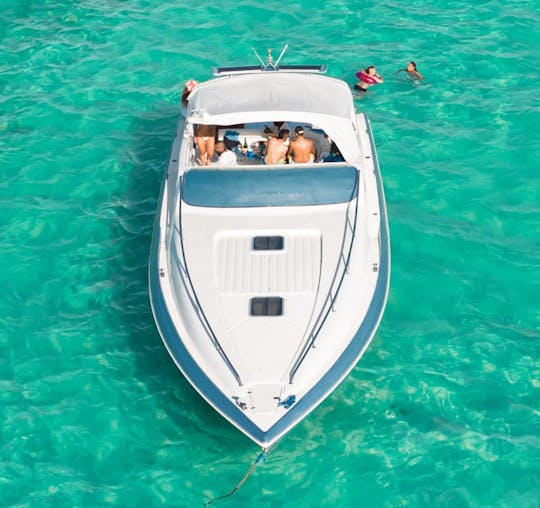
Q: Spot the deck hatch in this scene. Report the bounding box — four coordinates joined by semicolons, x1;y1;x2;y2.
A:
252;236;284;251
250;297;283;316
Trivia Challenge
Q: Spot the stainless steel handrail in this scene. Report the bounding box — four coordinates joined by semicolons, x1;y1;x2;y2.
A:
175;182;243;386
288;171;360;383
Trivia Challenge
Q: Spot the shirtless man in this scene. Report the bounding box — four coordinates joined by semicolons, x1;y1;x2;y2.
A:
263;129;289;164
287;126;316;163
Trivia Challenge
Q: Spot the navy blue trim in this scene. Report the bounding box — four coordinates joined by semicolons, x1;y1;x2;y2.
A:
149;222;267;444
176;197;243;386
182;166;358;208
289;171;360;382
149;120;265;443
250;119;390;443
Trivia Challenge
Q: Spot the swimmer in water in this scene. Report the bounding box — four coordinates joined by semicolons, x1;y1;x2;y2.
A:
396;61;424;80
354;66;384;92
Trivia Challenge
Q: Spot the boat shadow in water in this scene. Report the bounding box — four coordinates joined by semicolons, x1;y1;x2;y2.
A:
118;102;251;450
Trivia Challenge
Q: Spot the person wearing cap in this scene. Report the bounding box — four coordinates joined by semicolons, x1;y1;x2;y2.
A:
263;129;290;164
287;126;316;164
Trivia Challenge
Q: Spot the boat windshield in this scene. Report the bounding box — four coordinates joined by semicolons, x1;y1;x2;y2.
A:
182;165;358;207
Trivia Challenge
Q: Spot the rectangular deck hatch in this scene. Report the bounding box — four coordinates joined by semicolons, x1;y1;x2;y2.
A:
250;297;283;316
252;236;284;251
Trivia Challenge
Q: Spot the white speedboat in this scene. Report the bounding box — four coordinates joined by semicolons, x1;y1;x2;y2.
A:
149;52;390;449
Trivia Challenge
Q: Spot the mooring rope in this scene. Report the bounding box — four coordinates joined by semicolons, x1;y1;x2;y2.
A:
205;447;268;505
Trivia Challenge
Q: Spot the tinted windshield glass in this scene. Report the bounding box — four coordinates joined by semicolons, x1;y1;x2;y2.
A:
182;166;357;207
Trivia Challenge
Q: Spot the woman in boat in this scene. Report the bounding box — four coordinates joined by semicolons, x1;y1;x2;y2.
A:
194;124;216;166
396;61;424;80
322;141;344;162
181;79;198;108
354;66;384;92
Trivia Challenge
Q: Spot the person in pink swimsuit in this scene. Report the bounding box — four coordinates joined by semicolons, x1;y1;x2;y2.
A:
354;66;384;92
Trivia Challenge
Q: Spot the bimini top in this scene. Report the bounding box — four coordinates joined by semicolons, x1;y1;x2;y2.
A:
185;72;362;162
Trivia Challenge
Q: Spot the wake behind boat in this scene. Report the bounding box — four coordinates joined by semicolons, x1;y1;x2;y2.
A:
149;50;390;448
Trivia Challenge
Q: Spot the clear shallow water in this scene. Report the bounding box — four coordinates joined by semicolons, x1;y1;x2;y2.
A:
1;1;539;507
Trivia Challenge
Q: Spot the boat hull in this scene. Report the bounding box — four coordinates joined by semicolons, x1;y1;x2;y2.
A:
149;73;390;448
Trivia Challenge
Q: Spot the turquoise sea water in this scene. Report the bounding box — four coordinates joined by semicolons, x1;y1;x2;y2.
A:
1;1;539;506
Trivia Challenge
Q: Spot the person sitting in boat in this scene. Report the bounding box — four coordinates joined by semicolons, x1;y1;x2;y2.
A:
194;124;216;166
322;141;345;163
264;122;291;145
263;129;290;164
396;61;424;80
214;141;238;166
181;79;198;108
287;126;316;164
223;135;242;155
354;66;383;93
308;130;331;161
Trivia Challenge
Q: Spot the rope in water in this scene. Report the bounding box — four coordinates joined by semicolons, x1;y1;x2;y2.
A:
205;447;269;505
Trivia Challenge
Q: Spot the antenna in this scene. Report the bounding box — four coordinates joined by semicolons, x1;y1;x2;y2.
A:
274;44;288;68
251;47;266;67
251;45;288;71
